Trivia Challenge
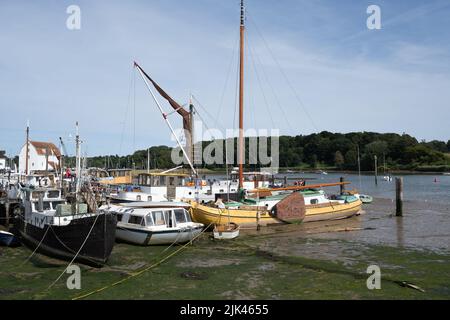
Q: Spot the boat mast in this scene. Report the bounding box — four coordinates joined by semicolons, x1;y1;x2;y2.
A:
25;121;29;175
75;121;81;200
189;94;195;169
147;147;150;174
238;0;245;189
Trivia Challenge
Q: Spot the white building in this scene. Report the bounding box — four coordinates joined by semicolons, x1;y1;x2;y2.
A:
0;157;6;170
19;141;61;174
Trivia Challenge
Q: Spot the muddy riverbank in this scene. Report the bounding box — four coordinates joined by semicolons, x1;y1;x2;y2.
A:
0;197;449;300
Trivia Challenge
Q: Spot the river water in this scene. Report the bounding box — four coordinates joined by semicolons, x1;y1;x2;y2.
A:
206;172;450;253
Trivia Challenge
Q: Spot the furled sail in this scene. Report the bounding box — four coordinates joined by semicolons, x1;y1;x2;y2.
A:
133;62;193;164
133;62;191;131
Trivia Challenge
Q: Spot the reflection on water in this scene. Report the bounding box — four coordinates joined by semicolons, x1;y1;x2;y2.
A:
396;217;404;248
239;197;449;254
207;172;450;204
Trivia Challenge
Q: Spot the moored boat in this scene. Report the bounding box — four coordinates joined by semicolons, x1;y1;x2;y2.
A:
190;192;306;228
191;188;361;225
213;222;240;240
358;194;373;204
0;230;20;247
105;203;204;245
14;187;117;266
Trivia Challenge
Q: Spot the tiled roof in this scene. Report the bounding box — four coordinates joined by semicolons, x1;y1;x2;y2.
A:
30;141;61;157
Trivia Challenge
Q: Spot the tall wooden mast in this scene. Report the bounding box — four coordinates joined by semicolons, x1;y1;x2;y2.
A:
238;0;245;189
25;121;29;175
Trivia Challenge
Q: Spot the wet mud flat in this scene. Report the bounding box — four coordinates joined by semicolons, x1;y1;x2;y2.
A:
0;197;449;299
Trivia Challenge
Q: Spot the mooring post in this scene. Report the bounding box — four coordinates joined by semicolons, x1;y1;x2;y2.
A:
284;176;287;187
374;155;378;185
396;177;403;216
340;177;345;195
256;210;261;231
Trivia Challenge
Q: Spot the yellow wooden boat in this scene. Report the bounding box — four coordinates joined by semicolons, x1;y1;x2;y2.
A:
189;192;306;229
302;198;362;222
190;195;362;227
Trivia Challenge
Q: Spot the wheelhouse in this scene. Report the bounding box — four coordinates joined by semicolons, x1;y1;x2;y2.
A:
117;207;193;228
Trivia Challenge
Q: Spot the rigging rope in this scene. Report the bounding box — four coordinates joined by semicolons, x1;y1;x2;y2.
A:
216;33;240;129
47;212;102;289
246;34;276;129
119;67;136;156
247;11;319;132
20;223;50;266
247;30;294;133
71;220;214;300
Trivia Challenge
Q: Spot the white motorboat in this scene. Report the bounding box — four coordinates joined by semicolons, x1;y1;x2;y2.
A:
104;203;204;245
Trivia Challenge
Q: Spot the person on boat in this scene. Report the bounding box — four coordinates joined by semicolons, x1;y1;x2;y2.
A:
215;197;225;209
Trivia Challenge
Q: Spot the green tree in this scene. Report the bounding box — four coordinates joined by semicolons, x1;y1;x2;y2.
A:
344;149;358;170
334;151;344;169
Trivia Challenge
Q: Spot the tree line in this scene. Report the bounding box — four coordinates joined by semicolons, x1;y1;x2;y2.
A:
60;132;450;172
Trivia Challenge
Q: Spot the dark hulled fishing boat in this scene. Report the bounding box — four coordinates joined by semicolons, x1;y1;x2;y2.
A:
14;187;116;267
13;122;116;267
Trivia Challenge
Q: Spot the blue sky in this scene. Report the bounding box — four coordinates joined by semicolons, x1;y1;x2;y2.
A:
1;0;449;157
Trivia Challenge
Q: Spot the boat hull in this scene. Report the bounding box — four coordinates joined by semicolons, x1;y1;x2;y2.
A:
14;213;117;267
0;230;20;247
191;199;362;226
213;223;240;240
116;225;203;245
191;204;279;229
303;199;362;222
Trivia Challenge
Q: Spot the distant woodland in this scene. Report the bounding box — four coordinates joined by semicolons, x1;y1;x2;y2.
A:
25;132;450;173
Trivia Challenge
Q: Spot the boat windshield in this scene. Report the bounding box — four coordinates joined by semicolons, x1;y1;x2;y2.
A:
47;190;60;198
128;215;144;226
174;209;189;223
33;201;51;211
152;211;165;226
51;201;64;210
145;213;154;226
164;210;174;228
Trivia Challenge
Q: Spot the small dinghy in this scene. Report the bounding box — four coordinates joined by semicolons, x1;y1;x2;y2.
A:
213;222;240;240
0;230;20;247
358;194;373;204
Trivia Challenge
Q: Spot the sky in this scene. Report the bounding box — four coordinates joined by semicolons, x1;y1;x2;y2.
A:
1;0;449;157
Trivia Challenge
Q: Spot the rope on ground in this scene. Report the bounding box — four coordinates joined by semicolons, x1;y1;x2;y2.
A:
47;212;102;290
20;224;50;266
71;221;214;300
49;222;108;267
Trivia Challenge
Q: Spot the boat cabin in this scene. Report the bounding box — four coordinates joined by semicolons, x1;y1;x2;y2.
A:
137;173;190;200
137;173;188;187
115;207;193;228
229;171;272;189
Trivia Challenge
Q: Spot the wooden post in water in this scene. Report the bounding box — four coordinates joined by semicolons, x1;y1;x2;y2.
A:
340;177;345;195
374;155;378;185
396;177;403;217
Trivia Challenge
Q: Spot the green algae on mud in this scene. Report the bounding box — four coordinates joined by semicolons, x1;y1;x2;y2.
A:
1;231;449;300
